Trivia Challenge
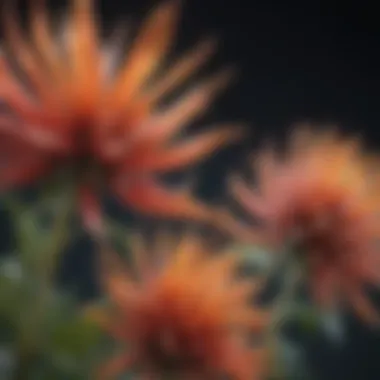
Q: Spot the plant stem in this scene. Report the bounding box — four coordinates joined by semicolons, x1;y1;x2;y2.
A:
12;345;35;380
11;186;75;379
266;256;300;380
43;187;76;284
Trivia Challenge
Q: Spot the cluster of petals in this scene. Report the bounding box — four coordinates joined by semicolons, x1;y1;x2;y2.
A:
231;126;380;322
0;0;243;223
93;232;269;379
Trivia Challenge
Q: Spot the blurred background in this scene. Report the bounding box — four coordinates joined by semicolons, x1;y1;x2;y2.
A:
0;0;379;379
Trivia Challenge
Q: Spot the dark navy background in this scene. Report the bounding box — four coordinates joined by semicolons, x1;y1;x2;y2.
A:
1;0;380;379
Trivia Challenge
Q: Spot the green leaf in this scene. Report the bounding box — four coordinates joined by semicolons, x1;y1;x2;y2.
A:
0;257;26;320
4;181;76;284
49;313;102;358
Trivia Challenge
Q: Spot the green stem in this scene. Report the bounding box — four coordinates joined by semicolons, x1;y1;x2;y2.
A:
12;346;35;380
10;186;75;380
266;255;301;380
42;191;75;285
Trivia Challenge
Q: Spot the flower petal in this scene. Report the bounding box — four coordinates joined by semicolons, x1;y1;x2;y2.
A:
345;282;380;325
1;1;53;104
129;68;235;149
121;124;244;173
143;36;218;105
66;0;101;111
0;133;51;189
229;174;269;218
30;0;66;82
110;0;181;110
0;115;72;153
112;175;213;222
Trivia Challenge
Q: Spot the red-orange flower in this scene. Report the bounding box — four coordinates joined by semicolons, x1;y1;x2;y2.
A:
0;0;243;222
94;233;268;379
230;125;380;323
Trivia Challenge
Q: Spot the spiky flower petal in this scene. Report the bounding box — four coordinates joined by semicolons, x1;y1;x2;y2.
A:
231;125;380;323
95;233;269;379
0;0;243;222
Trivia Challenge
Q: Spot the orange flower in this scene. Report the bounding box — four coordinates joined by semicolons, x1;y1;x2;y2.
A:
231;125;380;323
94;233;268;379
0;0;243;222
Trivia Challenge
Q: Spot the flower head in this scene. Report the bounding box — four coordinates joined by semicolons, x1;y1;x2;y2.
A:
0;0;243;222
95;233;268;379
231;125;380;323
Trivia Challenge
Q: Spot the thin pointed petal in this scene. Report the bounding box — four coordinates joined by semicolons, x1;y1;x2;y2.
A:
99;249;139;312
124;124;244;173
229;175;269;218
251;144;278;195
130;68;236;148
0;58;59;124
1;1;51;103
30;0;66;83
0;115;71;153
209;207;267;244
0;55;29;105
110;0;181;109
111;0;179;110
67;0;100;110
102;22;130;82
113;176;213;222
348;285;380;326
0;136;50;189
144;36;218;104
